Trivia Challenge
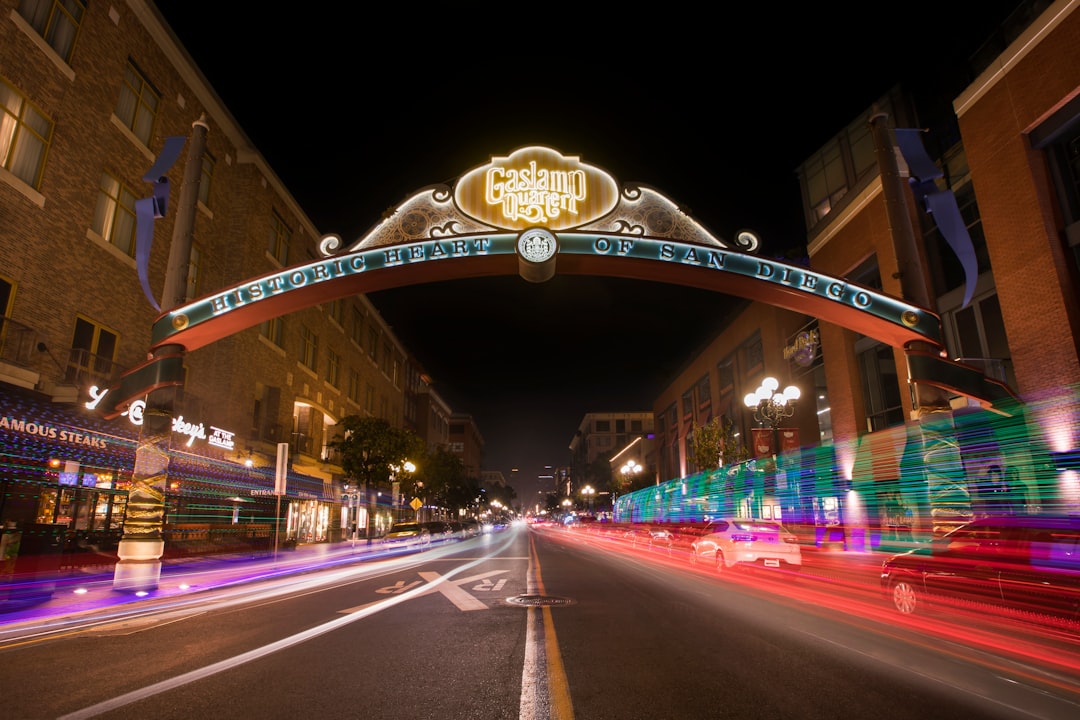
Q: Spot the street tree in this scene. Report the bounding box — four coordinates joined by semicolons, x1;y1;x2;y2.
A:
330;416;426;496
690;416;749;472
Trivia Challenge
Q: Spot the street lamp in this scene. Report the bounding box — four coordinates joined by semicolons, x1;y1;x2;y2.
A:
390;460;416;522
581;485;595;515
620;460;642;489
743;376;800;515
743;376;800;428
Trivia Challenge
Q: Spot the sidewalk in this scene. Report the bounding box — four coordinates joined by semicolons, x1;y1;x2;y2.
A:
0;538;383;628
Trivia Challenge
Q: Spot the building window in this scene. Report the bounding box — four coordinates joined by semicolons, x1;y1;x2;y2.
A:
942;291;1014;386
681;389;693;419
350;306;364;348
186;244;202;301
744;336;763;376
858;340;905;432
392;356;401;387
364;383;375;414
327;298;343;327
267;210;291;265
67;316;118;385
198;151;214;207
92;171;138;256
299;325;318;371
596;419;610;432
0;77;53;189
115;61;159;146
696;374;712;413
18;0;85;64
0;276;12;318
326;348;339;388
381;345;392;375
348;369;361;403
260;316;283;347
368;326;379;360
717;358;735;393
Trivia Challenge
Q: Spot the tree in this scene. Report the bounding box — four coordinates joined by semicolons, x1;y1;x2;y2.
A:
421;446;471;513
330;416;426;495
690;416;749;472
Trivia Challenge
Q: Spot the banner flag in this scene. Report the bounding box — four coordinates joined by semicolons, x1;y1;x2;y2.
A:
135;135;187;311
895;128;978;308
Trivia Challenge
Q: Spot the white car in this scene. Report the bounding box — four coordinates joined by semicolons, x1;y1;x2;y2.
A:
689;518;802;572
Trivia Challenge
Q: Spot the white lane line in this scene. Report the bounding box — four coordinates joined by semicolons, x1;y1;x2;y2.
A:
58;533;518;720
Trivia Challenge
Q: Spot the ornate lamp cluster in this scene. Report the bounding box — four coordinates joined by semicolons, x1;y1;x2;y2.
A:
743;377;800;428
620;460;642;485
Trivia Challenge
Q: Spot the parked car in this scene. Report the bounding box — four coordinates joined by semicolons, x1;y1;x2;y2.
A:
381;522;431;550
689;517;802;572
880;515;1080;624
422;521;456;542
624;525;675;550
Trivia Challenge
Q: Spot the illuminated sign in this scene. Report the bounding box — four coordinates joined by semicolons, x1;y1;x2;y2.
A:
83;394;236;451
784;329;820;368
0;414;109;449
454;146;619;231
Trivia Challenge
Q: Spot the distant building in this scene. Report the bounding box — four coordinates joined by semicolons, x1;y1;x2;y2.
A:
448;413;484;479
569;412;656;491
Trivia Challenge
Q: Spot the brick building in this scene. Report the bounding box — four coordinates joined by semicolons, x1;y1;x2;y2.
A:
649;0;1080;541
0;0;422;552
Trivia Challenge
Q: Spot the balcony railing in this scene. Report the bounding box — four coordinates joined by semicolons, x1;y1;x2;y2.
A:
63;347;125;390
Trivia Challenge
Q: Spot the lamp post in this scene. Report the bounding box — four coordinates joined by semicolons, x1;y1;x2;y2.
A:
743;377;800;517
581;485;595;516
620;460;642;489
390;460;415;522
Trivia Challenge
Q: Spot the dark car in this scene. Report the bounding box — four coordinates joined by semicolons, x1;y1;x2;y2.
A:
880;515;1080;624
422;521;456;542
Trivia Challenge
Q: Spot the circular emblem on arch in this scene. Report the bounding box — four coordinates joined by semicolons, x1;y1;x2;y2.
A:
516;228;558;284
517;228;558;264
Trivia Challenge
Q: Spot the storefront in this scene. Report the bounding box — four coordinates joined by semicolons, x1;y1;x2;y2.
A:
1;385;340;573
0;385;137;563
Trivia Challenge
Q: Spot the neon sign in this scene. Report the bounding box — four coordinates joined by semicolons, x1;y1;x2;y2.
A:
454;146;619;231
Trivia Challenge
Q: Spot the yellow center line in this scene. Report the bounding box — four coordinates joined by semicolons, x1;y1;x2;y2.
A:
529;532;574;720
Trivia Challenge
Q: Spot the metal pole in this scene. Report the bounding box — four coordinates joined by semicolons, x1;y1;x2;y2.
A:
114;115;208;592
273;493;281;561
869;110;950;416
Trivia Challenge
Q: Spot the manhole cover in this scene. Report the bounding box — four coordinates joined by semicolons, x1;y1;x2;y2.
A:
505;594;575;607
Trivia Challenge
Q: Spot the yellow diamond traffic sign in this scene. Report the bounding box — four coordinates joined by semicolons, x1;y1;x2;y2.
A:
410;497;422;511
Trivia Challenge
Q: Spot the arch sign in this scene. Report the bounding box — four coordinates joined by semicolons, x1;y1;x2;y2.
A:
88;145;1017;420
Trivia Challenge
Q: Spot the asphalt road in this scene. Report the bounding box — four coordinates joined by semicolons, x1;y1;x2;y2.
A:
1;525;1078;720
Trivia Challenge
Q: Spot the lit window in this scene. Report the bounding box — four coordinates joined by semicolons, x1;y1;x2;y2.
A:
92;172;138;256
115;61;159;146
0;77;53;189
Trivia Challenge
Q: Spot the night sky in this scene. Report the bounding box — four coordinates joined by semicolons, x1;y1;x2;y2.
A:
155;1;1026;500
